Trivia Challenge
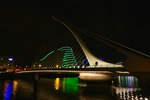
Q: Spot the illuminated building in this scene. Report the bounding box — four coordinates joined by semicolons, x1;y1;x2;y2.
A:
32;46;81;69
58;46;77;68
0;56;14;72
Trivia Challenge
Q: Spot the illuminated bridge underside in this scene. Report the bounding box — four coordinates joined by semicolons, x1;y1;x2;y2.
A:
53;17;122;68
17;70;117;81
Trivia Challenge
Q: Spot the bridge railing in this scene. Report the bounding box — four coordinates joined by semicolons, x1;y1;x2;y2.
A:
29;64;123;70
88;64;124;68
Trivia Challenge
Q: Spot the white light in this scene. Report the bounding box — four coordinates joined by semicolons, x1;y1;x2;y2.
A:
8;58;13;61
144;98;149;100
79;72;114;81
116;71;130;74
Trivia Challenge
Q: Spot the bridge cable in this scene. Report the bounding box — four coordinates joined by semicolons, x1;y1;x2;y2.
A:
68;23;150;58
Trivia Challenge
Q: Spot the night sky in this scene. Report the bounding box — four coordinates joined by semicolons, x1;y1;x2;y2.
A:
0;0;149;66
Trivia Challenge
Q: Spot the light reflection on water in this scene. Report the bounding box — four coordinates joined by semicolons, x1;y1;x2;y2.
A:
0;76;150;100
2;80;18;100
61;77;78;95
113;76;150;100
54;78;60;90
4;81;13;100
54;77;79;94
116;76;139;88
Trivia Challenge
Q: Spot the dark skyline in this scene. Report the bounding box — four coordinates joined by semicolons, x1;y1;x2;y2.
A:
0;0;149;66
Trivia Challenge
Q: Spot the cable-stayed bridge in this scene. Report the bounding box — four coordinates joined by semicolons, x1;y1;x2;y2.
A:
32;17;124;68
15;17;149;82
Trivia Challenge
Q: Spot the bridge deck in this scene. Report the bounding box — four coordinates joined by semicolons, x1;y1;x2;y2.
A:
16;67;131;76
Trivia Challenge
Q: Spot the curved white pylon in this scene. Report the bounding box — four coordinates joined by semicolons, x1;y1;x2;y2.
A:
53;17;122;67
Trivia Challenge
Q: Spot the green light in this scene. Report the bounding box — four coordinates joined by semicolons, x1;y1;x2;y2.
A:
40;51;55;61
62;77;78;95
57;46;78;68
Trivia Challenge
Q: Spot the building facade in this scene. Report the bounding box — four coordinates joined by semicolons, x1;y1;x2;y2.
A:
0;56;14;72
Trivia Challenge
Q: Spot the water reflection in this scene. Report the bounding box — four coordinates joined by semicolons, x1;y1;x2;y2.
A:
0;75;150;100
53;77;116;99
54;78;60;90
3;80;18;100
62;77;78;94
113;76;150;100
4;81;13;100
117;76;139;88
114;86;150;100
12;81;18;99
54;77;79;95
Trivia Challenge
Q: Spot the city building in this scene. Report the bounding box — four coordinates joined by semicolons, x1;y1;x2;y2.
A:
0;56;14;72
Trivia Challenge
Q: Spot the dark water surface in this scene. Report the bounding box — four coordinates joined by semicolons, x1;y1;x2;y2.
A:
0;76;150;100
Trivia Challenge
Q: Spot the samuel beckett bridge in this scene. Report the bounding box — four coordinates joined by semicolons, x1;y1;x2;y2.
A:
16;17;150;83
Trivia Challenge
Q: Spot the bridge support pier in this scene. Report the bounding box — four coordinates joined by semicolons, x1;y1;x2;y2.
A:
33;73;39;93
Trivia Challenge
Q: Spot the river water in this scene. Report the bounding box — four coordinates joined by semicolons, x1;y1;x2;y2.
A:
0;75;150;100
